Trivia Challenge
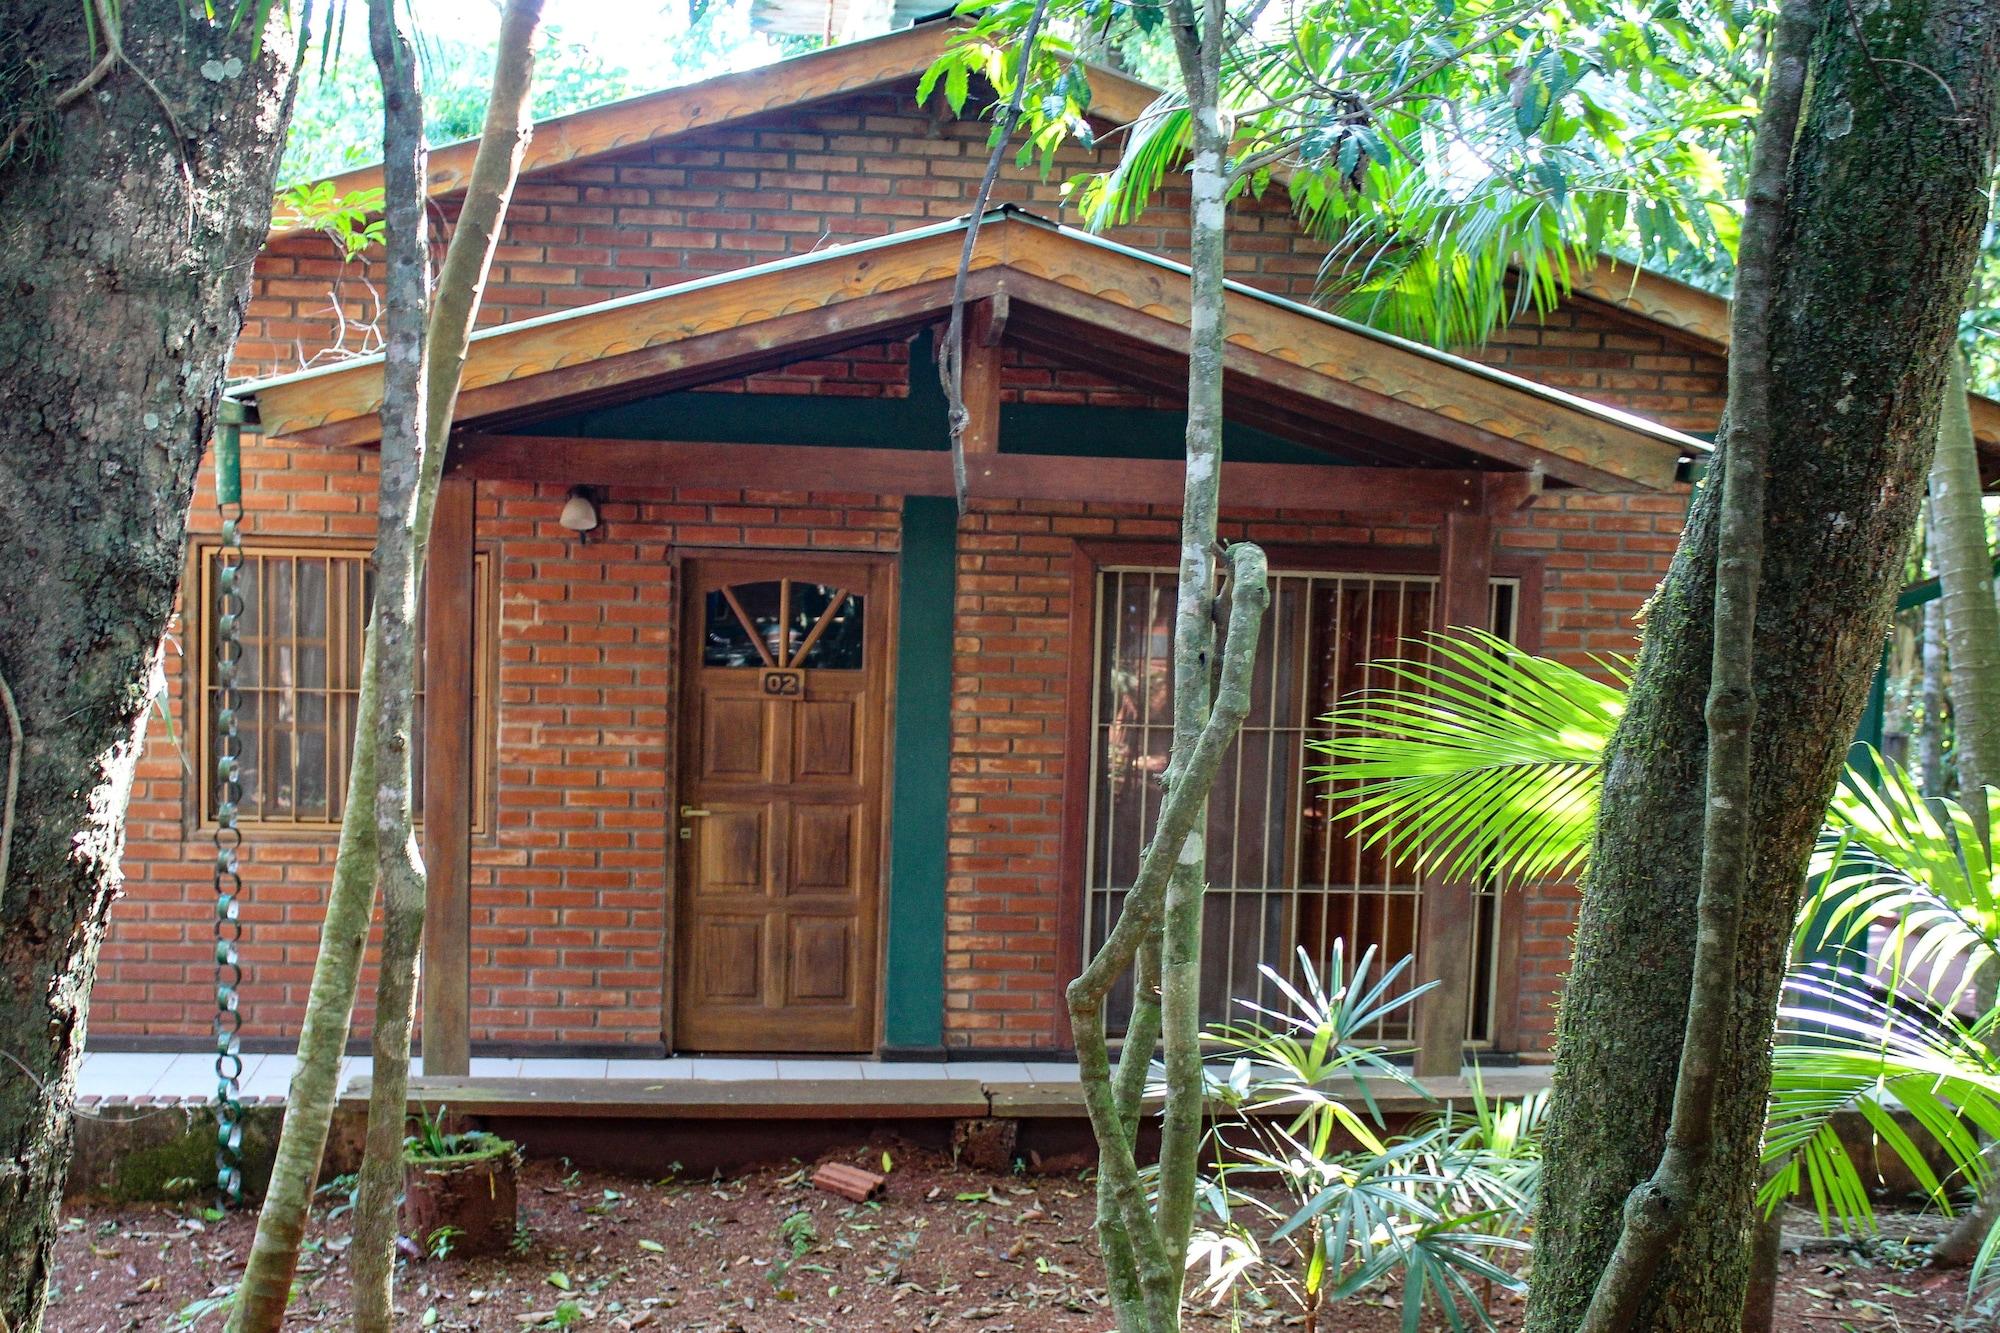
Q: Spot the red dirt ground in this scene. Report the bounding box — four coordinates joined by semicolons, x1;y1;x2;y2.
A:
47;1150;1987;1331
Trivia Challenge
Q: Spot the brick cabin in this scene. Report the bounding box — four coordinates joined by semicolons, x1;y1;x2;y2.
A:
87;19;2000;1076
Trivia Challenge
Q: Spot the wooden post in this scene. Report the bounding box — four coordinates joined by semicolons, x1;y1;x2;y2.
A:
960;296;1004;459
421;475;476;1076
1413;505;1494;1078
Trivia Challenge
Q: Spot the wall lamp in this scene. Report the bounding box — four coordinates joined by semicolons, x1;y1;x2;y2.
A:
559;486;602;542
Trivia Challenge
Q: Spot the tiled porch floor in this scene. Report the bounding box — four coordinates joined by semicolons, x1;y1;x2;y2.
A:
76;1050;1085;1102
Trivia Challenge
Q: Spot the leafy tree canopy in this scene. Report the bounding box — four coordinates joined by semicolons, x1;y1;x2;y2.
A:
929;0;1998;388
927;0;1761;349
279;0;821;184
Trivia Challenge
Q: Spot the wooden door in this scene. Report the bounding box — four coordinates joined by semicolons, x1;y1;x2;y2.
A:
673;554;889;1052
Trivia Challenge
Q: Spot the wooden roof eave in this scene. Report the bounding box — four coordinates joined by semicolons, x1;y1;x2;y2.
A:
233;212;1700;492
1575;257;2000;452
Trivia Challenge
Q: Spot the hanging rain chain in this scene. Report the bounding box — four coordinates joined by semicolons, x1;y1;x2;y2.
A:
211;400;248;1206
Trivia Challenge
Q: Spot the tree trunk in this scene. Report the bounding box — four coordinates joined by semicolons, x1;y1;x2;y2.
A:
1526;4;2000;1330
1577;2;1808;1324
0;6;296;1329
1926;352;2000;1267
1153;0;1229;1300
348;1;430;1326
1927;354;2000;803
231;5;543;1327
1060;2;1270;1329
1918;595;1947;796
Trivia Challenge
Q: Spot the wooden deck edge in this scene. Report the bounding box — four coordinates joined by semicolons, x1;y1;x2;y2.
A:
341;1068;1553;1122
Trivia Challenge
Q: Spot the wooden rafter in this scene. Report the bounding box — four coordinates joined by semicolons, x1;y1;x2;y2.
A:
1575;256;2000;449
264;17;1997;452
452;435;1535;513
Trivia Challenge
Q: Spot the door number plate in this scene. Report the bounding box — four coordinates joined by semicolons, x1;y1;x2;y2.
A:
761;668;805;697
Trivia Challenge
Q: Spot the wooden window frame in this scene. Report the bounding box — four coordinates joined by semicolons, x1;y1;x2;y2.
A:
1055;539;1545;1054
186;537;498;836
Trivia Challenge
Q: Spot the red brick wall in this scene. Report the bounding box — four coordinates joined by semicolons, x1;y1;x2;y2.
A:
98;446;1680;1052
97;79;1724;1055
938;489;1687;1052
234;89;1343;383
96;455;904;1048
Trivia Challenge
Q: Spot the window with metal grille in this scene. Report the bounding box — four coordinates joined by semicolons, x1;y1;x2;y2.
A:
1084;567;1518;1043
193;543;493;829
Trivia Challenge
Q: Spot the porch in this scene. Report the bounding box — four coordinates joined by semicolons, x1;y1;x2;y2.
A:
77;1046;1551;1131
72;1043;1552;1185
223;207;1699;1087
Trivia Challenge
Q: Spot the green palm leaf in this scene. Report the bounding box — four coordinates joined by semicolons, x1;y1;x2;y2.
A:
1805;755;2000;1016
1311;628;1625;884
1762;966;2000;1243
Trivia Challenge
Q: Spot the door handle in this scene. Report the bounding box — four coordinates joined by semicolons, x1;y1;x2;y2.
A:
680;806;711;817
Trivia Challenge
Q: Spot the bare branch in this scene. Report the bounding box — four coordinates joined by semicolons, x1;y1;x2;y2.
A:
937;0;1051;514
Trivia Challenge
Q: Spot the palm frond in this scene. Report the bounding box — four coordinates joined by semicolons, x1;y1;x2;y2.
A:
1761;965;2000;1235
1075;92;1187;229
1804;755;2000;1014
1311;628;1624;884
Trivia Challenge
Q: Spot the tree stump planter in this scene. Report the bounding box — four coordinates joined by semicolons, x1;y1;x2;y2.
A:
401;1133;520;1259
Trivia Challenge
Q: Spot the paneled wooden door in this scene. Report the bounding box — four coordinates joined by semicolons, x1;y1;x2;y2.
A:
673;553;891;1052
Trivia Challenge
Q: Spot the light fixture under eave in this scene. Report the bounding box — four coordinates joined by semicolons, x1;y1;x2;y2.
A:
559;486;601;541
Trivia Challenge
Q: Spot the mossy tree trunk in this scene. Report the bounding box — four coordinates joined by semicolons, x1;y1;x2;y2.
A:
1526;3;2000;1330
0;6;296;1329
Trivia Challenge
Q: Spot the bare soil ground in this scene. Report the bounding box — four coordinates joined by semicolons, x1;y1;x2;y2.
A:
47;1150;1987;1331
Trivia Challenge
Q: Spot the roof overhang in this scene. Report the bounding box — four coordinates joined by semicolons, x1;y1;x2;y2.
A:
233;210;1700;492
1575;257;2000;453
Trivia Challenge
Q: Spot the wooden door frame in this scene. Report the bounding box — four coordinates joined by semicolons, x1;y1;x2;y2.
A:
1054;538;1546;1055
662;545;901;1054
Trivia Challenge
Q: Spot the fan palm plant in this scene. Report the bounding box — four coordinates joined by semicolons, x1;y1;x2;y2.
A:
1188;944;1535;1333
1314;630;2000;1307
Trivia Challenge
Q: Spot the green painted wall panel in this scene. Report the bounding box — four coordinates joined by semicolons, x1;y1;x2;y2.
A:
882;496;956;1051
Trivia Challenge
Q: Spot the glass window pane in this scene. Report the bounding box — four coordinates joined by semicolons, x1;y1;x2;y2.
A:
794;584;865;670
206;546;404;827
704;581;780;666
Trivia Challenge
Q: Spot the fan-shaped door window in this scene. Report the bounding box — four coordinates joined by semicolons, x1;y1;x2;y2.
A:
702;578;866;671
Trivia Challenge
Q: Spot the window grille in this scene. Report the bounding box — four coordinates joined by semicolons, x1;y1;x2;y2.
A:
1084;567;1519;1043
194;544;492;829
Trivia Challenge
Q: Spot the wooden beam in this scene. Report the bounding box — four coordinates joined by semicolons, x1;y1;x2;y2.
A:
965;453;1499;512
253;227;999;442
421;476;477;1078
1413;506;1495;1079
1004;315;1468;470
273;22;1161;231
274;23;977;222
1576;256;2000;457
452;436;959;491
453;434;1516;513
960;301;1003;456
251;219;1696;491
978;292;1010;347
